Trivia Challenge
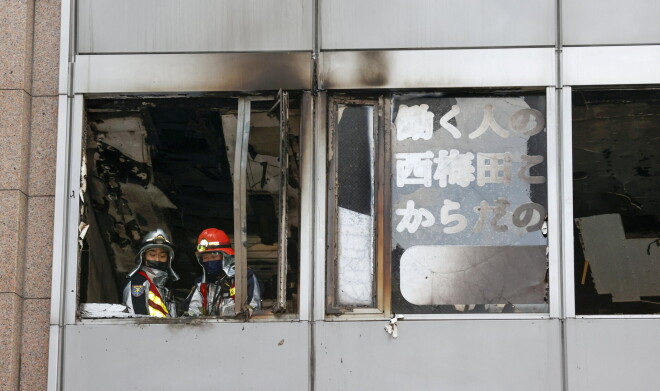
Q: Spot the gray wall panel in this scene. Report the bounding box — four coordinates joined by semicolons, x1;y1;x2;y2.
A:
563;46;660;86
62;322;309;390
566;318;660;391
77;0;313;53
319;49;556;89
315;320;563;391
320;0;555;50
74;53;312;93
563;0;660;46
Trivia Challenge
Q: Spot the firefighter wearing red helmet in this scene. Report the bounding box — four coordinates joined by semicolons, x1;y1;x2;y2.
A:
123;228;180;317
183;228;261;316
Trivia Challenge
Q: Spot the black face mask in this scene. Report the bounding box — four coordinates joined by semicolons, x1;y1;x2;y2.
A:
146;260;168;272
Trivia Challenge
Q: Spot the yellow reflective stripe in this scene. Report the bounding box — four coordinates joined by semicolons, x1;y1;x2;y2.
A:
229;287;236;297
149;291;167;308
149;307;167;318
148;291;168;317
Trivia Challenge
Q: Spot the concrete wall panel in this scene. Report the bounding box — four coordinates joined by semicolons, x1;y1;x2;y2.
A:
563;46;660;86
315;319;563;391
74;53;312;93
0;293;23;391
563;0;660;46
32;0;62;96
20;299;50;391
77;0;312;53
320;48;556;89
62;322;310;390
0;90;31;193
566;318;660;391
0;0;34;91
321;0;555;50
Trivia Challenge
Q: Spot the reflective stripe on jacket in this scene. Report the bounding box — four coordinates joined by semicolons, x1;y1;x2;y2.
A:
122;269;175;317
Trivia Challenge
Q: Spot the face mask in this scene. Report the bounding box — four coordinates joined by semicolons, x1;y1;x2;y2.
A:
203;260;224;279
146;260;168;272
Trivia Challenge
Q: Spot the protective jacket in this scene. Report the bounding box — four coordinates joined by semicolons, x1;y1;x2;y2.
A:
184;255;261;316
123;267;177;317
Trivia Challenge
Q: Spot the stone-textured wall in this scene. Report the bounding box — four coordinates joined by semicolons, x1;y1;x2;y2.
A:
0;1;60;390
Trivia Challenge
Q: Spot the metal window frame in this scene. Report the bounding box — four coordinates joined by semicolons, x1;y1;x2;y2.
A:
325;94;388;316
396;88;558;320
236;93;293;315
52;92;304;325
313;92;328;321
563;85;660;320
324;88;559;320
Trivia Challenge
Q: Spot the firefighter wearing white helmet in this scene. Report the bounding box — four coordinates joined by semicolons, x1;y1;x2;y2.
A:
122;228;180;317
183;228;261;316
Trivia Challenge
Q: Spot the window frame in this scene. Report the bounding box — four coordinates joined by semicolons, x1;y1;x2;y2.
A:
325;94;390;317
57;92;309;324
565;86;660;319
324;88;561;320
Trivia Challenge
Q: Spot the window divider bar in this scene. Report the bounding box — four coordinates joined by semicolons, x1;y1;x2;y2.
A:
325;96;338;312
234;98;250;315
561;86;576;318
546;86;562;319
375;96;386;312
66;95;85;326
313;92;328;321
274;91;290;313
298;91;314;321
381;95;393;314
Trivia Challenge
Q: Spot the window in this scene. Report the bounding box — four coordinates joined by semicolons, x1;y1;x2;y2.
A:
326;96;385;313
573;89;660;315
78;94;301;318
327;91;550;315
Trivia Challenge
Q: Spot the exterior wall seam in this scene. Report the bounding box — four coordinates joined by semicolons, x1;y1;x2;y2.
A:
0;88;33;97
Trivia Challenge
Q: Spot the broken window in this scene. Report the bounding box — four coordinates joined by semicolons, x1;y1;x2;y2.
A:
326;97;382;312
78;95;301;318
327;92;549;315
573;89;660;315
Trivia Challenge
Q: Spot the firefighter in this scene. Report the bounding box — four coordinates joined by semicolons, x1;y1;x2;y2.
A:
183;228;261;316
123;228;180;317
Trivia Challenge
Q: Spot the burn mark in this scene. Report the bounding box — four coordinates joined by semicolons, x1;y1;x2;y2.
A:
96;142;151;187
357;51;389;87
242;53;311;90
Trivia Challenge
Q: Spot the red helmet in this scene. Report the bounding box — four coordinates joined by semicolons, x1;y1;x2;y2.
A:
196;228;234;256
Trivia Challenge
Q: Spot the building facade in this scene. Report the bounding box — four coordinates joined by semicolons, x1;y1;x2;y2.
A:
2;1;660;390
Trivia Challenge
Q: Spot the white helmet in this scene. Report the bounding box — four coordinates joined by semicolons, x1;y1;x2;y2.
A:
127;228;180;281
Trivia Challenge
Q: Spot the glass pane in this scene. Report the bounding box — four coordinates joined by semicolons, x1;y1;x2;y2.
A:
335;104;376;307
573;89;660;315
391;94;549;314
